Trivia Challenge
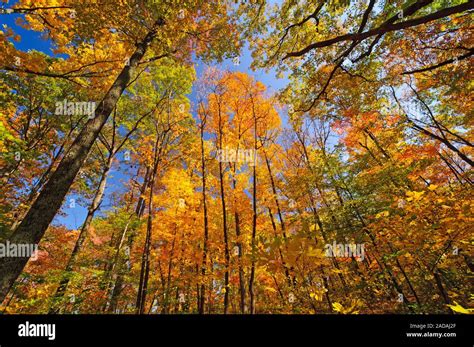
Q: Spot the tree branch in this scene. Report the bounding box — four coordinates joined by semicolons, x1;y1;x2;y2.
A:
283;1;472;60
402;48;474;74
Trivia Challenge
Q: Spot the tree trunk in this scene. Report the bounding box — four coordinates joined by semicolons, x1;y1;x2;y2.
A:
105;165;151;313
0;19;164;302
199;119;209;314
49;156;113;313
217;106;230;314
136;132;162;314
249;112;258;314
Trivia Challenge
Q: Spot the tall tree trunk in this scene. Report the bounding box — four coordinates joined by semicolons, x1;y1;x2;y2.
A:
163;226;178;314
249;111;258;314
49;156;113;313
217;106;230;314
218;161;230;313
199;118;209;314
0;19;164;302
135;183;154;314
234;210;246;313
263;151;295;287
105;166;151;313
136;132;162;314
228;132;245;313
267;207;293;288
10;124;78;232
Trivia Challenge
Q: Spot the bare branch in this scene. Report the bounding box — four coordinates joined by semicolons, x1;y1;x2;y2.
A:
402;48;474;74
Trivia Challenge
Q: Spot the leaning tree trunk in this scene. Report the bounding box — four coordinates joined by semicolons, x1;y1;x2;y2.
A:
0;19;164;302
48;156;113;314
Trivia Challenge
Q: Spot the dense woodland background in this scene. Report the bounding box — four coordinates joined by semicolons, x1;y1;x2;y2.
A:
0;0;472;314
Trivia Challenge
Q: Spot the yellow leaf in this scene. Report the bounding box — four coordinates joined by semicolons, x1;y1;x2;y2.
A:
447;301;473;314
375;210;390;219
332;302;344;313
406;191;424;201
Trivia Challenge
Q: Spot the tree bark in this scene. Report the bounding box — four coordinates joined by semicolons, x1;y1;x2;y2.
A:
136;130;163;314
199;116;209;314
49;156;113;313
0;19;164;302
216;103;230;314
249;107;258;314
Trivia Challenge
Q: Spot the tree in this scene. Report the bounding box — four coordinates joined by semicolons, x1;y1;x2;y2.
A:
0;0;240;301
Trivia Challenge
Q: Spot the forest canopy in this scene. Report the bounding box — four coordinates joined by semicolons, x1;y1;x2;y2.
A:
0;0;472;315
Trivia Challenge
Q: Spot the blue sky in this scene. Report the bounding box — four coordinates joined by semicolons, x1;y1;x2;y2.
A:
2;5;289;230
